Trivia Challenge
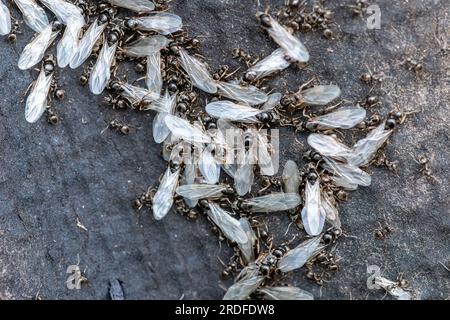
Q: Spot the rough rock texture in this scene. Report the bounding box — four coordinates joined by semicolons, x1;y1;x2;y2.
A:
0;0;448;300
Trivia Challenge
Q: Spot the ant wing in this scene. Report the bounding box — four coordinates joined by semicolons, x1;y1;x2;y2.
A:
18;24;58;70
206;101;262;122
223;274;265;300
146;51;162;96
262;15;309;63
277;236;321;273
119;82;160;107
207;202;248;244
237;218;256;264
322;156;372;188
107;0;155;13
199;147;220;184
123;35;169;57
129;12;182;35
70;19;106;69
256;133;276;176
374;277;412;300
244;192;301;213
152;166;180;220
25;68;52;123
308;105;366;130
178;48;217;94
257;286;314;300
164;115;212;144
307;133;352;161
302;85;341;106
39;0;84;26
57;20;84;67
301;180;325;236
348;122;393;167
321;190;341;229
181;161;198;208
234;152;254;196
175;184;227;201
13;0;49;33
246;48;290;80
152;91;176;143
89;40;117;95
282;160;300;194
217;81;268;106
0;1;11;35
260;92;282;111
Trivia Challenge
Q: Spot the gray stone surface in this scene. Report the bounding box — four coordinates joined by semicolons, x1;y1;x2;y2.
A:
0;0;448;299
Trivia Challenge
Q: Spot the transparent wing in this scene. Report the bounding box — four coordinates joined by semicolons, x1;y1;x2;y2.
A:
246;48;290;80
164;115;212;144
175;184;227;201
244;192;301;212
119;82;160;107
302;85;341;106
282;160;300;193
123;35;169;57
206;101;262;122
199;147;220;184
108;0;155;12
322;157;372;187
261;92;281;111
152;167;180;220
152;91;176;143
70;19;106;69
308;105;366;130
207;203;248;244
238;218;256;264
181;159;198;208
25;68;52;123
348;122;393;167
234;153;254;196
18;24;57;70
263;15;309;63
0;0;11;35
57;21;84;68
39;0;84;26
146;51;162;96
374;277;412;300
307;133;352;161
130;12;182;35
13;0;49;33
257;133;276;176
277;236;321;273
258;286;314;300
217;81;268;106
178;48;217;94
301;180;325;236
321;191;341;229
223;275;265;300
89;41;117;95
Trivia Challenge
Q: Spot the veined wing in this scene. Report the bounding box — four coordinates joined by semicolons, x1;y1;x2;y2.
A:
199;147;220;184
108;0;155;12
223;274;265;300
277;236;321;273
262;15;309;63
57;21;84;68
152;167;180;220
322;156;371;187
129;12;182;35
374;277;412;300
89;41;117;95
256;132;276;176
25;68;52;123
152;91;176;143
70;19;106;69
178;48;217;94
146;51;162;96
301;180;325;236
119;82;160;107
18;24;58;70
307;133;352;161
302;85;341;106
206;101;262;122
258;286;314;300
238;218;256;264
207;203;248;244
0;0;11;35
164;114;212;144
13;0;49;33
246;48;290;80
307;105;366;130
243;192;301;212
122;35;169;57
176;184;227;201
234;152;254;196
321;191;341;229
348;122;393;167
217;81;268;106
261;92;281;111
282;160;300;194
39;0;84;26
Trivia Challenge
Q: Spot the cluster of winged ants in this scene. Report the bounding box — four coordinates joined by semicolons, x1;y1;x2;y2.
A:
0;0;412;300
